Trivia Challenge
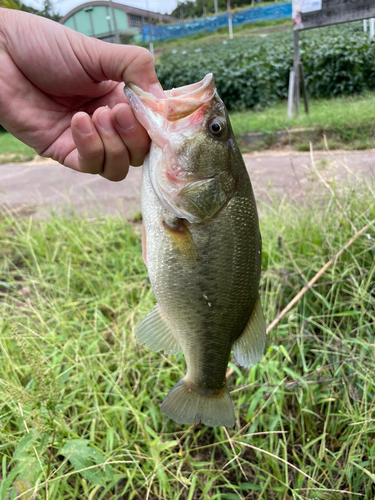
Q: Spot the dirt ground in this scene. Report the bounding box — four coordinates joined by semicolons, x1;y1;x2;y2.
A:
1;149;374;219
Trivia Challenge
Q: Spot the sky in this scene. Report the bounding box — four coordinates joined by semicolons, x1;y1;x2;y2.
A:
23;0;179;16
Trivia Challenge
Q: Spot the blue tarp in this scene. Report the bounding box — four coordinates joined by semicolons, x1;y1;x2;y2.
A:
143;2;292;42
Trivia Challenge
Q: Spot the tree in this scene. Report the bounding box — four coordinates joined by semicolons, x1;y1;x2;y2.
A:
0;0;21;10
1;0;62;21
41;0;61;21
171;0;277;19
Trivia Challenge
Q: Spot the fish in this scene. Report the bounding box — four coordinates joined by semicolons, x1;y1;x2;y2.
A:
124;74;266;428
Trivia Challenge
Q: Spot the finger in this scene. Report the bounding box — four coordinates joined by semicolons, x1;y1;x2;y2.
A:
70;112;104;175
112;103;150;167
81;37;165;97
92;107;130;182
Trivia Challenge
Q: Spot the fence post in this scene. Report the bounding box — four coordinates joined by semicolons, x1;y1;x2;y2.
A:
293;30;300;118
287;70;294;120
227;0;233;39
299;62;309;114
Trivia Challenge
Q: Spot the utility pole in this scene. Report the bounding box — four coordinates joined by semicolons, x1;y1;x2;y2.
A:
227;0;233;39
214;0;218;14
108;0;120;43
145;0;154;60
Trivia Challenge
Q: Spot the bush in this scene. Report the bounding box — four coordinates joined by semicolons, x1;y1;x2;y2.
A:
156;22;375;110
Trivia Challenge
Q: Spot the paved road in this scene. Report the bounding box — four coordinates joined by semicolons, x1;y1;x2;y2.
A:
1;150;375;218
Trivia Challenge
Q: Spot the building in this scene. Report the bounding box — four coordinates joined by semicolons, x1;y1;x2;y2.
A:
59;1;176;43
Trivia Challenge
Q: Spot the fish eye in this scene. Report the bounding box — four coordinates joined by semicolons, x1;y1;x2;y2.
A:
208;120;225;137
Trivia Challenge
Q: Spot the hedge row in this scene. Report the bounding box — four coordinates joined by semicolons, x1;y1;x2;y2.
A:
156;23;375;110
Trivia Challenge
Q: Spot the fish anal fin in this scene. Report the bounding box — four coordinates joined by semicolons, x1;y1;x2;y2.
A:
135;304;181;355
161;378;235;428
233;296;266;368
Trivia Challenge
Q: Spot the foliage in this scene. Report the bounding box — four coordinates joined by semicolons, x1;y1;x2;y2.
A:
1;0;62;21
19;0;61;21
0;0;20;10
0;168;375;498
156;22;375;110
171;0;277;18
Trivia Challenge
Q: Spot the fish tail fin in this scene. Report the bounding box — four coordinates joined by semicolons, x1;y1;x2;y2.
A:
161;378;235;428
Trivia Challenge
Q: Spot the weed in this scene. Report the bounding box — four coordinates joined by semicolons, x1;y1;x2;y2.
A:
0;163;375;498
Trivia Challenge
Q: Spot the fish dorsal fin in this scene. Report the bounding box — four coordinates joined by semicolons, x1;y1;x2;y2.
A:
233;296;266;368
135;304;181;355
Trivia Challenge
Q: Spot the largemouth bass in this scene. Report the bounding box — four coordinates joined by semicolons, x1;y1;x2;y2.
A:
125;74;266;428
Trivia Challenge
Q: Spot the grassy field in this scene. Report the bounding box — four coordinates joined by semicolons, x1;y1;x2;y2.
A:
1;162;375;499
231;91;375;151
0;133;35;165
2;89;375;164
230;91;375;134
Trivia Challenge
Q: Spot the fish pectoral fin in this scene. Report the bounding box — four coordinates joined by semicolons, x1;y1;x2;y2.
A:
233;296;266;368
135;303;181;355
161;378;235;428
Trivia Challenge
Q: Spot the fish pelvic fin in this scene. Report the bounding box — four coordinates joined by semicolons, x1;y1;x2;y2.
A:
161;378;235;428
162;216;198;262
135;304;181;355
233;295;266;369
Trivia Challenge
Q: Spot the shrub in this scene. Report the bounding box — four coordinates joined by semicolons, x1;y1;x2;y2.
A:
156;22;375;110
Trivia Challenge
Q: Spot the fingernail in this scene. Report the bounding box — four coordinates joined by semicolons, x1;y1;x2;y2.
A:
76;115;93;134
148;83;165;99
115;107;136;131
98;110;113;131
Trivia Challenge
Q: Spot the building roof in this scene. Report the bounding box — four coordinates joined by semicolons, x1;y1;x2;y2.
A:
59;1;176;24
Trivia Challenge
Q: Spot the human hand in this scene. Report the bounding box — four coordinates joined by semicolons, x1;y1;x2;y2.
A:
0;8;163;181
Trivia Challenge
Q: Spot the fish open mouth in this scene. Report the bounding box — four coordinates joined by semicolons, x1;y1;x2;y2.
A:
124;74;216;182
124;73;215;132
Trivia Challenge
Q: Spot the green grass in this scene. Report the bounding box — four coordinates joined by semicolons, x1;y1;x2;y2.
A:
2;90;375;164
1;164;375;499
0;132;35;164
229;91;375;150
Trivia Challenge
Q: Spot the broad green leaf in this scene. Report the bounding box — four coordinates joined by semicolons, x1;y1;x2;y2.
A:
59;439;113;486
10;430;38;465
